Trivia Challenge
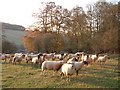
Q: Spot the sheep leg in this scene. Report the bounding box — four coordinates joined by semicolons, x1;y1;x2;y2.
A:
4;59;7;63
52;71;55;77
19;61;21;64
41;70;46;76
60;72;64;79
40;70;44;75
8;58;11;64
76;70;79;76
68;76;71;81
66;75;70;81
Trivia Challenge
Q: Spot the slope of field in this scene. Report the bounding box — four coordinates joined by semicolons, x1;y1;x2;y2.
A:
4;29;25;46
1;58;119;88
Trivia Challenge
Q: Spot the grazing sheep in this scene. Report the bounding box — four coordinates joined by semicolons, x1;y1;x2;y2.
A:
43;53;55;60
25;54;32;63
8;54;14;64
12;54;25;65
0;54;11;62
53;54;64;60
0;54;7;62
41;60;64;76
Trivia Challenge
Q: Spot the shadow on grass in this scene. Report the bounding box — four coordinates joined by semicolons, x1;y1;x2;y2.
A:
71;73;119;88
1;61;41;69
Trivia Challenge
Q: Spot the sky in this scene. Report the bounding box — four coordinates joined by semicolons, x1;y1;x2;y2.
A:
0;0;119;28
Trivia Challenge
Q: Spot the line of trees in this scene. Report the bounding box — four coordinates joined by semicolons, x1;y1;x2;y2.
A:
23;1;119;54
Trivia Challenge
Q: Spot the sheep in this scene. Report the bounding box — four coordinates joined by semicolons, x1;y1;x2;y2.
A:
60;60;88;81
81;54;89;62
12;54;25;65
31;53;46;67
67;57;78;63
60;63;75;81
41;60;64;76
0;54;11;62
53;54;64;60
71;61;88;75
89;54;99;64
25;54;32;63
67;56;88;75
81;53;96;65
31;53;42;65
39;55;46;67
97;55;108;65
8;54;14;64
0;54;7;62
14;53;23;57
43;53;55;60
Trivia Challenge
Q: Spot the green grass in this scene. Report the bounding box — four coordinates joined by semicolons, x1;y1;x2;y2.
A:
1;58;119;88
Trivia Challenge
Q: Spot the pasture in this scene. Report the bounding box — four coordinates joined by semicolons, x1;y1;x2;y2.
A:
1;55;119;88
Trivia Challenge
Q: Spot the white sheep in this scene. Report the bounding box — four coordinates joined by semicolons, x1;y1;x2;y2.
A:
90;54;99;63
12;54;25;64
60;63;75;81
43;53;55;60
67;57;78;63
97;55;108;65
41;60;64;76
0;54;7;62
31;53;43;65
72;61;88;75
25;54;32;63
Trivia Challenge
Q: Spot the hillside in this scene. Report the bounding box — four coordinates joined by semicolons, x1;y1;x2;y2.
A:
2;22;25;31
1;22;26;46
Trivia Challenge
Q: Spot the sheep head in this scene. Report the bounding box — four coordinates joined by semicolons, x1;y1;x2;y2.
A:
83;61;88;65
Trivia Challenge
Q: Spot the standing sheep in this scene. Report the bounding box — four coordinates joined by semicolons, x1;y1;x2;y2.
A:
31;53;43;66
60;63;75;81
73;61;88;75
12;54;25;65
61;60;88;81
41;60;64;76
97;55;108;65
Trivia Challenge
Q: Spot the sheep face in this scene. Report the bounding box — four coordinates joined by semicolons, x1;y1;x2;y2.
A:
83;61;88;65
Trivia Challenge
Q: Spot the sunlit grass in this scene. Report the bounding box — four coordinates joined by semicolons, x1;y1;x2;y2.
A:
1;58;119;88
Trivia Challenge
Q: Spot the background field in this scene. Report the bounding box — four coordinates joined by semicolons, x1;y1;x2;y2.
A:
1;55;119;88
4;29;25;46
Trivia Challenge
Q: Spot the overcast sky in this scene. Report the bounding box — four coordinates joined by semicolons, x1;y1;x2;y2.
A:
0;0;118;27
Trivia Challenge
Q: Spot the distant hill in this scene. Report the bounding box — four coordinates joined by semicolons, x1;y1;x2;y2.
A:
1;22;26;46
2;22;25;31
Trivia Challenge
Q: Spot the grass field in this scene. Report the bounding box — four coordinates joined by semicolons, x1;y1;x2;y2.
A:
1;57;119;88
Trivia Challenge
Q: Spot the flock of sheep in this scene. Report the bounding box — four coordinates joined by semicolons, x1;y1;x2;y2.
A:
0;52;108;81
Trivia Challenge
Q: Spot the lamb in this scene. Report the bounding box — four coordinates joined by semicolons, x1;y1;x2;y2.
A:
41;60;64;76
